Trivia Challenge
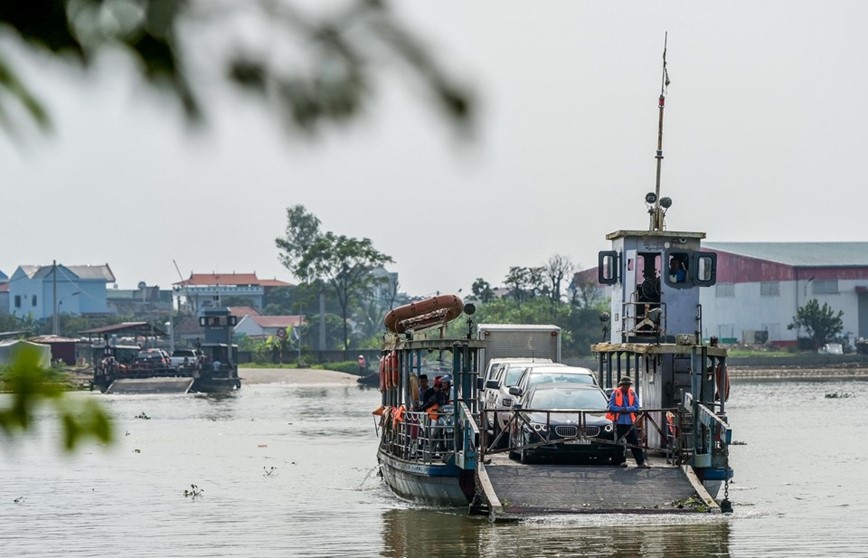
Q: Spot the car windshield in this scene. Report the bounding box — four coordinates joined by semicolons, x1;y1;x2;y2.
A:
528;372;594;387
503;366;528;387
528;388;607;410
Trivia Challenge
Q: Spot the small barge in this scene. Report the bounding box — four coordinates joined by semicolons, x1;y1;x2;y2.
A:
88;308;241;394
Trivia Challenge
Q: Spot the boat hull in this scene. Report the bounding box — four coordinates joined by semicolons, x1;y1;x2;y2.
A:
93;369;241;394
377;448;474;507
191;376;241;393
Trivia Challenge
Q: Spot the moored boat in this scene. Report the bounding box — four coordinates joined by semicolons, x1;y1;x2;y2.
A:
91;308;241;394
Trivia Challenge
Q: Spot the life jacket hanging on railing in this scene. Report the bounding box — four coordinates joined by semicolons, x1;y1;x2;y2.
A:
665;410;678;439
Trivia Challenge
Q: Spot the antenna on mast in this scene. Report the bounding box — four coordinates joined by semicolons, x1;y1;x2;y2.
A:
650;32;671;231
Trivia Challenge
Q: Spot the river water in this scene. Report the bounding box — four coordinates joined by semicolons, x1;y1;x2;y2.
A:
1;375;866;557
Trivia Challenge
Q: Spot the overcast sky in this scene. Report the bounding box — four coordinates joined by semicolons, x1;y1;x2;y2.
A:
3;2;867;297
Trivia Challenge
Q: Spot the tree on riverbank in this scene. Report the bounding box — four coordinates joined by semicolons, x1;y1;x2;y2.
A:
788;299;844;349
276;205;393;356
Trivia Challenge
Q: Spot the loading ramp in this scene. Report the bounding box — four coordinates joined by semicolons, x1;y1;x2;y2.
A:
477;454;718;517
106;377;194;394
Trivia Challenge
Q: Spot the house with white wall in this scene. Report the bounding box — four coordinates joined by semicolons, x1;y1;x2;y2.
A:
7;263;116;319
173;272;292;313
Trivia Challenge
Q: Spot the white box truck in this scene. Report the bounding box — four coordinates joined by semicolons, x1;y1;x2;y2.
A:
476;323;562;381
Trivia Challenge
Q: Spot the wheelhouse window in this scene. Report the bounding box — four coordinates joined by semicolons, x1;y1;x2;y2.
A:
597;251;619;285
665;252;689;286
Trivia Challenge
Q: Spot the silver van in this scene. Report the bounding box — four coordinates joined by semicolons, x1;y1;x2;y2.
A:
483;359;560;446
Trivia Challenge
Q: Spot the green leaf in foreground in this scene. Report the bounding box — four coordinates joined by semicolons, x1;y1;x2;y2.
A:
0;345;114;451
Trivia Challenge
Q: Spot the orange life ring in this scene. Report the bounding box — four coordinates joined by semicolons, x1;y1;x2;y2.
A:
715;363;730;401
378;356;386;392
384;294;464;334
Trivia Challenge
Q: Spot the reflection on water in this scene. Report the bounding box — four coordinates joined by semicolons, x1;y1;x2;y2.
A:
1;377;866;557
380;509;731;558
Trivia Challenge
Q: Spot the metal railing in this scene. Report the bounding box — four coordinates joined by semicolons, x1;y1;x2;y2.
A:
380;405;480;466
481;407;686;464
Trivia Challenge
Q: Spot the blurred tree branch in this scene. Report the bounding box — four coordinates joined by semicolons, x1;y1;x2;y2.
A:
0;0;473;136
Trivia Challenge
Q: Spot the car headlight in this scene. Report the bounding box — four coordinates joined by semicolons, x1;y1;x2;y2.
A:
604;424;613;433
532;423;548;432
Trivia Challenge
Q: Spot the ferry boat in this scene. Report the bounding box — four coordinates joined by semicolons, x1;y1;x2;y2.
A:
375;42;733;515
375;294;484;507
91;308;242;394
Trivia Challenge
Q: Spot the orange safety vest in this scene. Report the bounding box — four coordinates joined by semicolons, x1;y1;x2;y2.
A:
606;388;637;423
426;403;440;421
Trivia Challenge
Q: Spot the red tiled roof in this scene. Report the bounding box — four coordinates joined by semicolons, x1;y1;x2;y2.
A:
174;273;292;288
228;306;260;318
176;273;259;286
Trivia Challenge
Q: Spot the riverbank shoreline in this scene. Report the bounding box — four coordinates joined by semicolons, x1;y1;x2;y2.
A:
728;365;868;380
58;363;868;389
239;367;359;385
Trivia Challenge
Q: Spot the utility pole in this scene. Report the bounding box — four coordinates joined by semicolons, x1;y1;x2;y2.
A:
52;260;58;335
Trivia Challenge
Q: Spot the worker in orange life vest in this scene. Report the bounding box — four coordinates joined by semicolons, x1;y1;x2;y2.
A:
606;376;650;468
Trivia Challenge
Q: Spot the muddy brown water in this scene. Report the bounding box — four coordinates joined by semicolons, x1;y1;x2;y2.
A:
1;374;865;557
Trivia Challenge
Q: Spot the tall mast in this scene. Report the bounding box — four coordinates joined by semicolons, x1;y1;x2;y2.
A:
651;32;670;231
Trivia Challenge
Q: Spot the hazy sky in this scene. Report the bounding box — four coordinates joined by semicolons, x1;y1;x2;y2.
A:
3;2;867;297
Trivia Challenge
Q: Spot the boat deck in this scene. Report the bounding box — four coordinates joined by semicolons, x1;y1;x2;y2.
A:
479;454;716;516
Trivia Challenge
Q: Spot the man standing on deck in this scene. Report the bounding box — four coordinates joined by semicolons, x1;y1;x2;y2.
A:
606;376;650;468
417;374;429;406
